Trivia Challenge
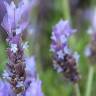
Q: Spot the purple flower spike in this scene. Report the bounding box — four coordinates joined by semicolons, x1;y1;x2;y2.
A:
85;9;96;64
1;0;44;95
50;20;80;83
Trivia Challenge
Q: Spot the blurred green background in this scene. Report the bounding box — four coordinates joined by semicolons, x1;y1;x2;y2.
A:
0;0;96;96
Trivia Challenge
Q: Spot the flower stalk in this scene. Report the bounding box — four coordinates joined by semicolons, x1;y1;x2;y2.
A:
62;0;70;20
74;83;81;96
85;66;94;96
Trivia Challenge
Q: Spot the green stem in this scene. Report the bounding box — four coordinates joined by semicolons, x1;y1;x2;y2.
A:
74;83;81;96
85;66;94;96
62;0;70;20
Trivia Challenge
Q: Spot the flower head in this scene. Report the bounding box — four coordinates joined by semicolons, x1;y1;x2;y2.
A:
50;20;80;83
0;0;44;95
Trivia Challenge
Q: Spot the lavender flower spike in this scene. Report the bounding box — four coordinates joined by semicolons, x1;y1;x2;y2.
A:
0;0;44;95
50;19;80;83
85;8;96;64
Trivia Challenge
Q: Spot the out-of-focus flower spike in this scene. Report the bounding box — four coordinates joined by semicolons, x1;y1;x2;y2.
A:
50;19;80;83
86;8;96;35
85;8;96;64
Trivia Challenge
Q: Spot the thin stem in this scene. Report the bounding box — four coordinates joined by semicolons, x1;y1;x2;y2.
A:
74;83;81;96
62;0;70;20
85;66;94;96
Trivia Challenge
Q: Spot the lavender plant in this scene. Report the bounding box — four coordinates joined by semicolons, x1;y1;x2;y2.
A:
50;19;81;96
0;0;44;96
50;20;80;83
